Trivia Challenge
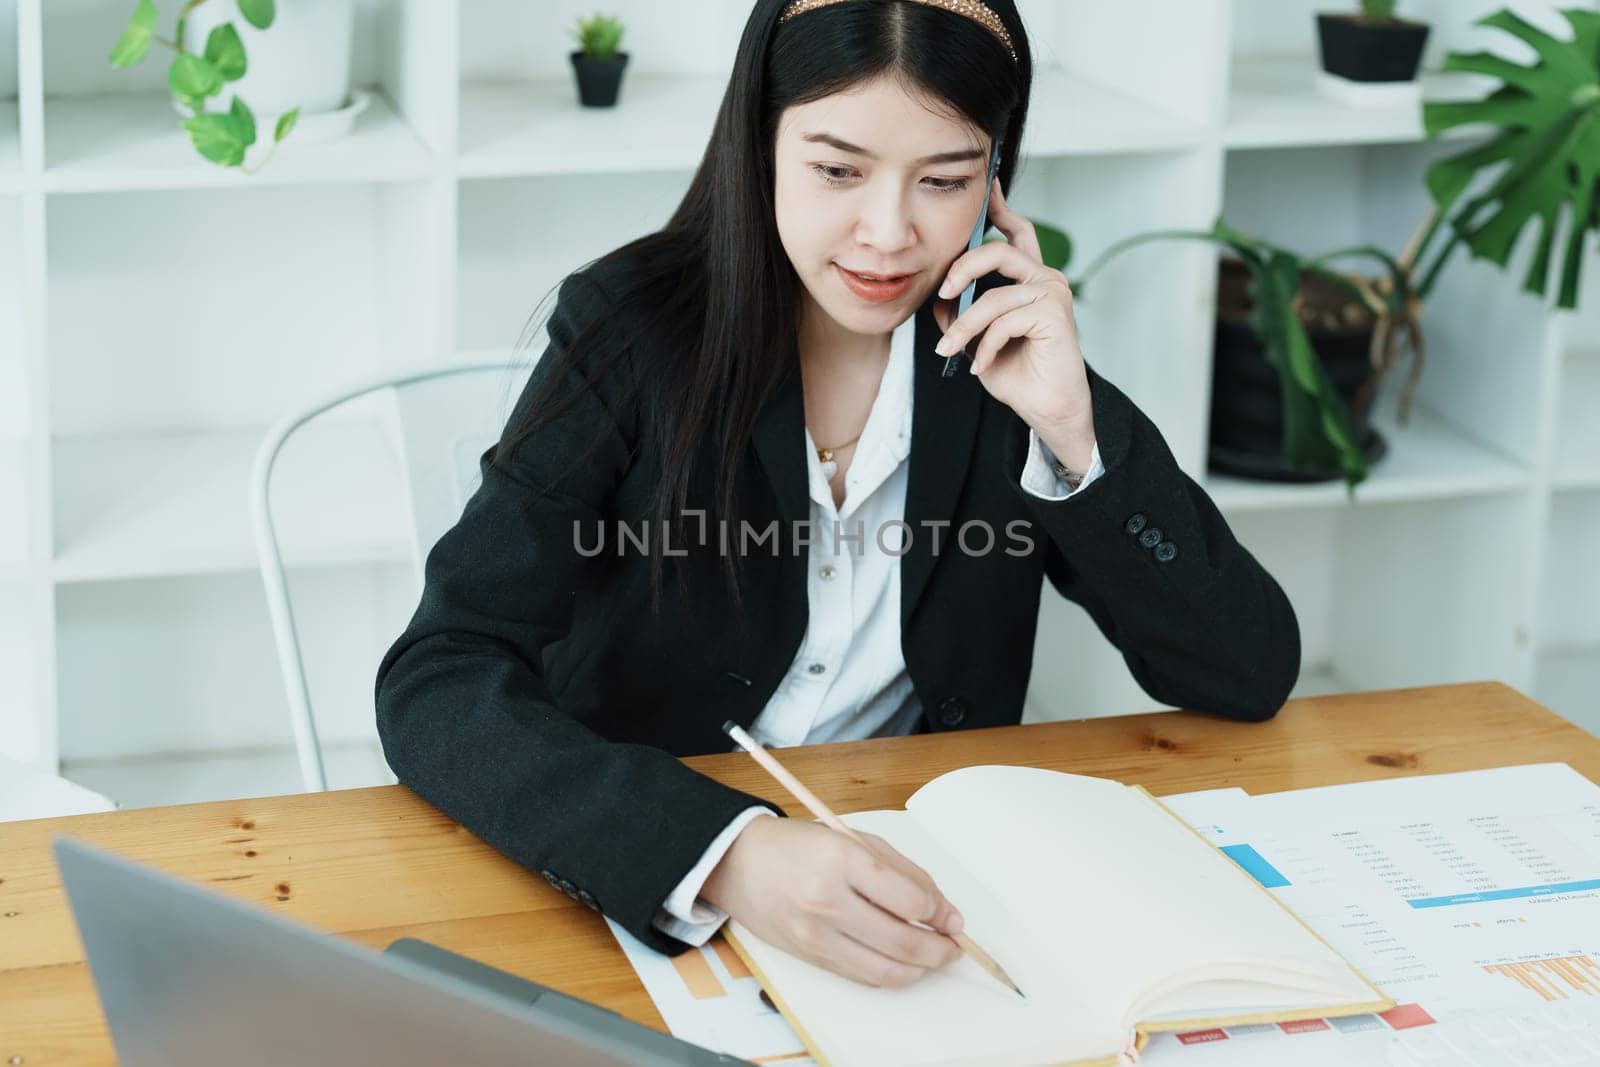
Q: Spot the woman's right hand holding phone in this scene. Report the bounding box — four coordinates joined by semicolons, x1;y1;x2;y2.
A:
699;817;966;988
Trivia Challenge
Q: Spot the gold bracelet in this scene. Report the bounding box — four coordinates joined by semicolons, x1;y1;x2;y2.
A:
1050;460;1085;492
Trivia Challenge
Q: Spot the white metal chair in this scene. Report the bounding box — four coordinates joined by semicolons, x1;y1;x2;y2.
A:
250;358;530;792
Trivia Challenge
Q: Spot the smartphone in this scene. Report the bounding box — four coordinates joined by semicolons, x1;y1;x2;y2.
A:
941;137;1005;379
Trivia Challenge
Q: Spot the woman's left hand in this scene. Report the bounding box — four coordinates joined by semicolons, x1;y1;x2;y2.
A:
932;178;1097;471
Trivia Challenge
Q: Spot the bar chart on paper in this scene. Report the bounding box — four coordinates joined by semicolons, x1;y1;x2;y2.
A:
607;918;816;1065
1147;767;1600;1059
1484;955;1600;1001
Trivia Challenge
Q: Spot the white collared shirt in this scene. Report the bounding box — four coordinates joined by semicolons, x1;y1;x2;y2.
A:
653;314;1104;944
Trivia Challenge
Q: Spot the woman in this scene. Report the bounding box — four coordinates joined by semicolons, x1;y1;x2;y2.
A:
376;0;1300;991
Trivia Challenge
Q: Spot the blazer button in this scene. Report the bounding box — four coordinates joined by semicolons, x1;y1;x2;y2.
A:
1154;541;1178;563
1124;513;1147;536
937;697;968;728
1138;527;1164;550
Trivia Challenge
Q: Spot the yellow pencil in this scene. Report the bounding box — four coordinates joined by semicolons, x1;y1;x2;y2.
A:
722;720;1025;999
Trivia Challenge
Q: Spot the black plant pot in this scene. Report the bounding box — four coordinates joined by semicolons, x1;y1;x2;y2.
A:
571;51;629;107
1209;260;1387;483
1316;13;1429;83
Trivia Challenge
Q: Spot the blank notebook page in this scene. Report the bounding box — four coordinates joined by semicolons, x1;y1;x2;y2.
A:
904;766;1377;1016
730;807;1132;1066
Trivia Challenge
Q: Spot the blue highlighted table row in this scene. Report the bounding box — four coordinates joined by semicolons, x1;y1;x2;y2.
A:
1404;877;1600;909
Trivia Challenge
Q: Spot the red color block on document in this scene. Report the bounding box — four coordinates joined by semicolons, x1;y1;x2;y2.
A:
1277;1018;1331;1035
1176;1029;1228;1045
1380;1003;1437;1030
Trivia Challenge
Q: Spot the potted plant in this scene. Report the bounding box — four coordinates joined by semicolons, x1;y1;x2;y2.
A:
1206;248;1401;482
109;0;304;172
179;0;359;144
1074;8;1600;491
570;13;629;109
1317;0;1431;87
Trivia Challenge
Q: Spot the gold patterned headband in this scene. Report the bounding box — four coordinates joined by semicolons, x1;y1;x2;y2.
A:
778;0;1019;62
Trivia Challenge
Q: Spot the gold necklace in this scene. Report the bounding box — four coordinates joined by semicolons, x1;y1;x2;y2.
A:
814;431;862;479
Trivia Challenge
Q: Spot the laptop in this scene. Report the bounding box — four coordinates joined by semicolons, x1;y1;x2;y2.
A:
52;836;752;1066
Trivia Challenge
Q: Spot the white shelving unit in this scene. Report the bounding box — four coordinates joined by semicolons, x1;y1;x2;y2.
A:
1;0;1596;808
1554;348;1600;491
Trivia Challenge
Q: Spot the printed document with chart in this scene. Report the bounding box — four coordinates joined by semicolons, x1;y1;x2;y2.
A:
1149;763;1600;1060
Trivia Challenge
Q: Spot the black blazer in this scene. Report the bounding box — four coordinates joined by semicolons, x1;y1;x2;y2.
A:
375;253;1301;956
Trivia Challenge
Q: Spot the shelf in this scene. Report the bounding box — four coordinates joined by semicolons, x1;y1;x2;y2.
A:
1553;351;1600;492
51;421;412;584
1226;56;1489;150
62;739;393;809
40;88;436;194
0;437;27;577
458;65;1206;179
1205;403;1530;512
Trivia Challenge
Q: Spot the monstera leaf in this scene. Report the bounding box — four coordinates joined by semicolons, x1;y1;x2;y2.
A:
1419;8;1600;308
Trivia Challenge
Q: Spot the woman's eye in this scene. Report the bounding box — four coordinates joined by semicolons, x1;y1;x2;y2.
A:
808;165;970;194
811;164;855;185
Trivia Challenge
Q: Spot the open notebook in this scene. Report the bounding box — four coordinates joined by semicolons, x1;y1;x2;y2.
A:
723;766;1393;1067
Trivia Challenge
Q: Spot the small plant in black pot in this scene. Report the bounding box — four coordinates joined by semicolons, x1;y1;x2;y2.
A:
570;13;628;108
1318;0;1430;84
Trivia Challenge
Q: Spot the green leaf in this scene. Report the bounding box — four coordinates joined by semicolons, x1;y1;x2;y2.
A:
229;96;257;147
1257;251;1367;482
1030;219;1073;272
1360;0;1397;23
1198;218;1368;484
205;23;248;82
181;95;258;168
1420;8;1600;309
108;0;158;68
183;112;248;166
169;53;224;101
1422;130;1524;213
237;0;276;30
573;13;625;60
274;107;300;143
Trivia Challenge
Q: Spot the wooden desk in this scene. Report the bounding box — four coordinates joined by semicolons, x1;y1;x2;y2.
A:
4;681;1596;1064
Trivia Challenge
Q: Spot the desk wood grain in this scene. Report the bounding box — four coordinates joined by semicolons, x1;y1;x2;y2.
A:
3;681;1595;1064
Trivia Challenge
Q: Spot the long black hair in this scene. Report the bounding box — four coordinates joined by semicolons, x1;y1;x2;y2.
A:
495;0;1033;614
